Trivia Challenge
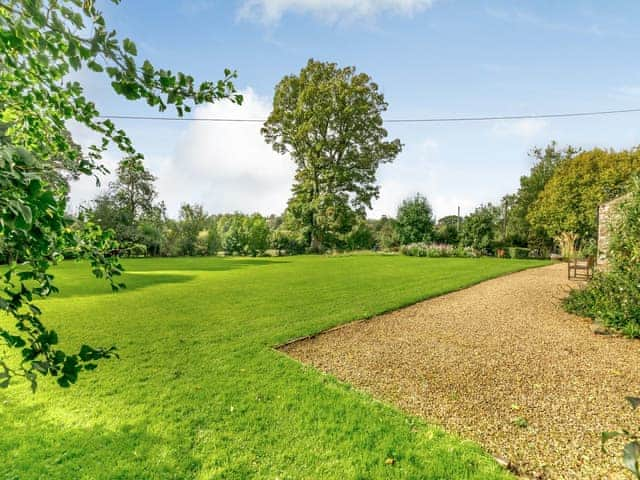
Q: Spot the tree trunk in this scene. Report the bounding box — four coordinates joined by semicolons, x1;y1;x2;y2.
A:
310;233;322;253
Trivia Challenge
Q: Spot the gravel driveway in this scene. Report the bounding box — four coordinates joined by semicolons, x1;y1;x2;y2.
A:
282;263;640;479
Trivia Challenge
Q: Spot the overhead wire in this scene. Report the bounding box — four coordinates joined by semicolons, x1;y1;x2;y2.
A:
97;107;640;124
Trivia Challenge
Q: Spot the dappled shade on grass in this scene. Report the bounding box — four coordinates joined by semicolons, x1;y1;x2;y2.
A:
0;255;547;479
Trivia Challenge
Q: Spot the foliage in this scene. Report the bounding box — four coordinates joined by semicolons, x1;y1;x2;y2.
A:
125;243;147;257
434;215;461;245
602;396;640;479
136;203;167;256
564;178;640;337
112;156;157;224
0;140;123;391
343;219;376;251
555;231;580;259
505;142;578;248
565;269;640;336
371;216;400;250
244;214;270;256
176;204;210;256
1;255;545;479
460;204;501;253
217;212;270;256
395;194;435;245
528;147;640;240
0;0;240;388
218;213;247;255
87;156;161;249
608;180;640;271
507;247;530;259
262;59;402;251
400;243;474;258
271;227;306;255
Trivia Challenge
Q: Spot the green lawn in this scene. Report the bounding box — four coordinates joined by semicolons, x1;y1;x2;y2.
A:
1;254;548;479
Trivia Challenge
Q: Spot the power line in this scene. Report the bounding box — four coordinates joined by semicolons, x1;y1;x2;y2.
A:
97;107;640;124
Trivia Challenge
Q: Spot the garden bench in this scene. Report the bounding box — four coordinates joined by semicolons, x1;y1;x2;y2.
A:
567;257;594;280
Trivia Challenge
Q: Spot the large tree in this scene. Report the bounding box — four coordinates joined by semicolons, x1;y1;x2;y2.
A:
434;214;461;245
112;156;157;224
0;0;240;389
177;204;210;256
262;59;402;252
460;204;501;252
506;142;578;248
89;155;159;246
395;193;435;245
528;147;640;240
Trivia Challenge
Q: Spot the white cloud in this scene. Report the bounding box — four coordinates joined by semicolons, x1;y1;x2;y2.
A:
238;0;435;24
67;88;294;218
370;138;477;219
154;88;294;216
491;118;547;140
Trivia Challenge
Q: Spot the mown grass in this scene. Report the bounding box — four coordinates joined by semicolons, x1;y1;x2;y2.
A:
0;254;548;479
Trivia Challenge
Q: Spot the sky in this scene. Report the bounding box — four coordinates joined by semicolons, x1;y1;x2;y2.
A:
69;0;640;220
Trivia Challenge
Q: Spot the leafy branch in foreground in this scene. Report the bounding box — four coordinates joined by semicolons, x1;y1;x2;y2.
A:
602;397;640;478
0;0;241;389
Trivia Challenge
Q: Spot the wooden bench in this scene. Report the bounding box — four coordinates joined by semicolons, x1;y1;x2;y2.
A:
567;257;594;280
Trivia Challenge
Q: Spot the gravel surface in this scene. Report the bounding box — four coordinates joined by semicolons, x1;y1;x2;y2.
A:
282;263;640;479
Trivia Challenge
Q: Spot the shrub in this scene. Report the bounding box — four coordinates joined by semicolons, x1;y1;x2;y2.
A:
343;220;375;251
564;177;640;337
400;243;474;258
194;230;210;256
565;268;640;337
271;229;306;256
127;243;148;257
508;247;530;259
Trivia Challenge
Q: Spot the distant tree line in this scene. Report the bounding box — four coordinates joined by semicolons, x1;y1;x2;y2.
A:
75;140;640;260
78;60;640;261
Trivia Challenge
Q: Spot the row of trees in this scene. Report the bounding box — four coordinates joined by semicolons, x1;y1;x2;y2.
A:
502;143;640;255
79;159;500;257
415;143;640;257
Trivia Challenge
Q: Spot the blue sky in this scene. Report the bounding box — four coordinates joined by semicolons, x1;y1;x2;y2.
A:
70;0;640;219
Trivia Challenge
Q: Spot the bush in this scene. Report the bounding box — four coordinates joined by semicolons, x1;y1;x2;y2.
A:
400;243;474;258
508;247;530;259
564;176;640;337
271;229;306;256
127;243;147;257
564;268;640;337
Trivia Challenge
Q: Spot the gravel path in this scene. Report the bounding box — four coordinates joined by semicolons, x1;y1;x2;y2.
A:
282;263;640;479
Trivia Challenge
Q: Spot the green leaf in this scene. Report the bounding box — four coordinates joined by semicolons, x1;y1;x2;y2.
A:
32;361;49;374
627;397;640;410
623;442;640;477
122;38;137;56
16;202;32;224
87;60;104;73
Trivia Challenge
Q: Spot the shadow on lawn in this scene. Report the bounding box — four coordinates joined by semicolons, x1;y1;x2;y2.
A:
121;257;287;273
51;271;196;299
0;402;200;479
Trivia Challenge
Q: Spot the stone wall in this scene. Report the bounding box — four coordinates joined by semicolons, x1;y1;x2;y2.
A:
597;194;630;267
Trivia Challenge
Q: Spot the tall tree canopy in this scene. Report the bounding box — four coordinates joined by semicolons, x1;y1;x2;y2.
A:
460;204;501;252
434;214;461;245
528;147;640;240
89;156;159;246
0;0;240;389
395;194;435;245
262;59;402;251
505;142;578;248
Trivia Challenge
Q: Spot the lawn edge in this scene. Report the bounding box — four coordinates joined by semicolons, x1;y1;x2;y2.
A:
274;259;554;350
